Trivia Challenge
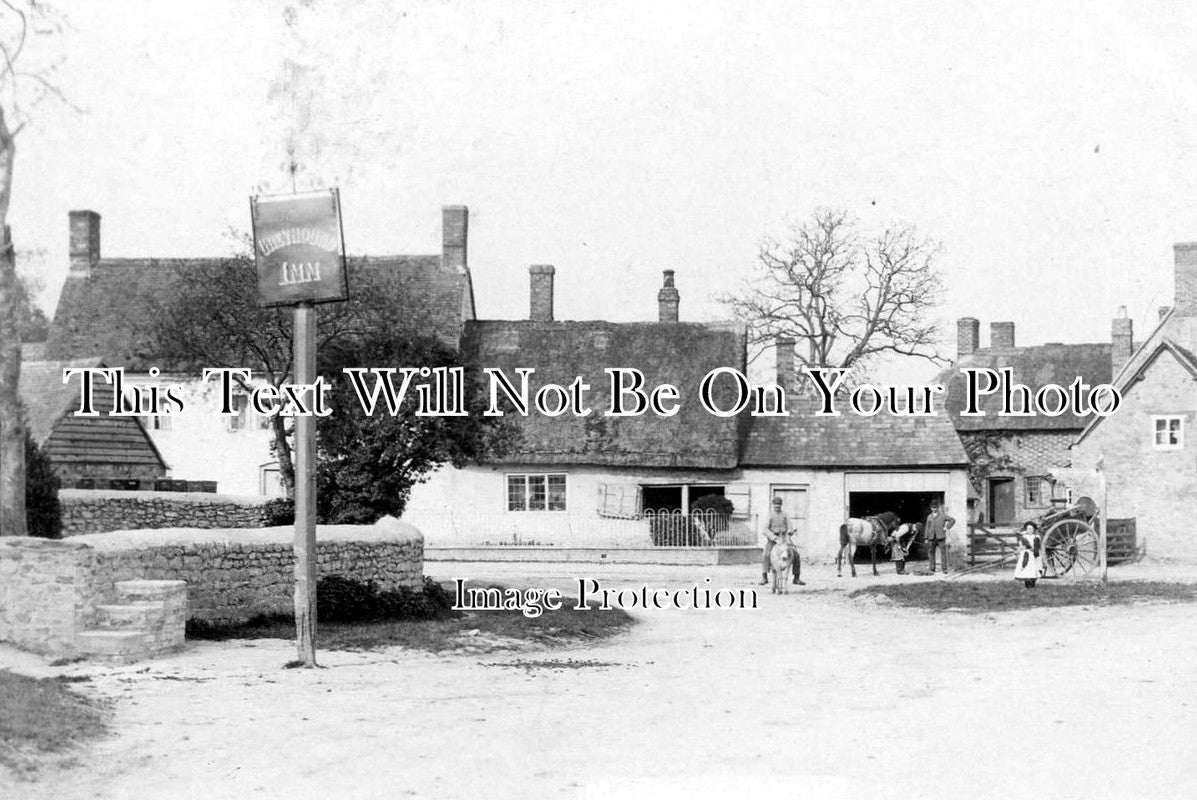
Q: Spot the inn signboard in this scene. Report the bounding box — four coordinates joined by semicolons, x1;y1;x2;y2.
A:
250;188;349;306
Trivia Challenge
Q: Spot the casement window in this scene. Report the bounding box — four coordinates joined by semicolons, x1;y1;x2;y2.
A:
1152;416;1184;450
507;474;567;511
1025;476;1047;507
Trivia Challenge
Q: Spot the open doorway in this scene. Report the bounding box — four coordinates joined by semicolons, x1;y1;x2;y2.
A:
848;491;943;561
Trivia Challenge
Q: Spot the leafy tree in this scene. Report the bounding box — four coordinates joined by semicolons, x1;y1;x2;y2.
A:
315;329;517;524
722;208;946;374
150;252;441;497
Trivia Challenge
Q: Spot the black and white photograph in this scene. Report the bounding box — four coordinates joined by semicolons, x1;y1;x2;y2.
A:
1;2;1195;798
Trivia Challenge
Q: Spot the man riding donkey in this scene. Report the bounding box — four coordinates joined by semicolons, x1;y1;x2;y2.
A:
760;496;805;586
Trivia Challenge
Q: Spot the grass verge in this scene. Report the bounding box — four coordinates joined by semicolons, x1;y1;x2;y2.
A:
187;582;635;654
0;670;108;779
850;580;1197;612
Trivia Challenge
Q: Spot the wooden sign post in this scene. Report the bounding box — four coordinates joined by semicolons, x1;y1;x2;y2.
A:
251;189;348;667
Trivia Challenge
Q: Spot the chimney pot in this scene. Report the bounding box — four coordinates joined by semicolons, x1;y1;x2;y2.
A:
990;321;1015;350
442;205;468;273
956;317;980;360
657;270;680;323
69;210;101;278
529;264;555;321
1158;306;1171;321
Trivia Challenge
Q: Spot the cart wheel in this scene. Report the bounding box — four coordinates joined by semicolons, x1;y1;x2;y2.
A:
1043;520;1100;578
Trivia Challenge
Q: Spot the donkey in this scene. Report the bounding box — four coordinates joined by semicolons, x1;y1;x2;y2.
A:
837;512;906;577
770;532;796;594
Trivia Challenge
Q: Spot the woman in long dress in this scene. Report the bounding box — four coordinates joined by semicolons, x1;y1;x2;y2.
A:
1014;521;1044;588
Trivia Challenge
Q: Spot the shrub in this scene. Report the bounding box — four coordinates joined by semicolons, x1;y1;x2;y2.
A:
25;433;61;539
262;497;295;526
317;575;457;623
690;494;734;515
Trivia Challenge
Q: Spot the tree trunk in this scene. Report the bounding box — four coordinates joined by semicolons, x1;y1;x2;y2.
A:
270;412;296;499
0;102;26;536
0;224;27;537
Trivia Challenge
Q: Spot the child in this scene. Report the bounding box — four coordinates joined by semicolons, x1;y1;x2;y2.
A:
1014;521;1044;588
889;524;912;575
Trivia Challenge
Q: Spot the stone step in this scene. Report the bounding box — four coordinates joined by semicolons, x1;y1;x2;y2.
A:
75;629;151;657
94;603;161;630
114;580;187;603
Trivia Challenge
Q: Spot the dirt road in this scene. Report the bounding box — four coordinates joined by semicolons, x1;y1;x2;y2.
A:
6;562;1197;799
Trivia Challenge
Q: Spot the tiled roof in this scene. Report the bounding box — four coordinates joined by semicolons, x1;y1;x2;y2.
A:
463;319;747;469
18;359;166;472
739;396;969;467
938;343;1113;431
46;255;470;369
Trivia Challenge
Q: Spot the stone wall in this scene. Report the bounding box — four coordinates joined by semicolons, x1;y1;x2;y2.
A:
59;489;276;536
72;518;424;623
0;538;95;655
0;519;424;659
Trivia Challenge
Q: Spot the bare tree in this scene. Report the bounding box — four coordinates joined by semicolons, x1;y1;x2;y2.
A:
0;1;70;536
722;209;945;375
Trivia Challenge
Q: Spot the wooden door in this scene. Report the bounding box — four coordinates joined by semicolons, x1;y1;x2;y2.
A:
989;478;1015;524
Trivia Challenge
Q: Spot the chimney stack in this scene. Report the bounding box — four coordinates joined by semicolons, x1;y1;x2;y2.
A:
69;210;101;278
529;265;555;321
442;205;468;274
957;317;980;360
775;336;795;389
1174;242;1197;316
990;321;1015;350
1111;306;1134;375
657;270;679;323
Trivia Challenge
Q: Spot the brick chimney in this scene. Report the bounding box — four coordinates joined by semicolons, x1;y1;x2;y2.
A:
1111;306;1134;375
775;336;795;389
529;265;555;321
69;210;101;278
442;205;468;274
1174;242;1197;316
957;317;980;360
657;270;679;323
990;321;1015;350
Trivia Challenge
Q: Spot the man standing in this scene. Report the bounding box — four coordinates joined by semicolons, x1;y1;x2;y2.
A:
924;498;955;574
760;496;805;586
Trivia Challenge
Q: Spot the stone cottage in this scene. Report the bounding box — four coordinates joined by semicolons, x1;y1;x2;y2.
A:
936;316;1125;526
1072;243;1197;556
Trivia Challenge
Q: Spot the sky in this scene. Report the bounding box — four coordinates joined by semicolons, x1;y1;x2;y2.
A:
10;0;1197;382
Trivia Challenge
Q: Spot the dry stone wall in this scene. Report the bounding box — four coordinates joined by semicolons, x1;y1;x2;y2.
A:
0;519;424;659
59;489;275;535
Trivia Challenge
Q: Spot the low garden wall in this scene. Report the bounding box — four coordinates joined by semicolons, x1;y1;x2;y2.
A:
71;518;424;623
0;518;424;658
59;489;277;536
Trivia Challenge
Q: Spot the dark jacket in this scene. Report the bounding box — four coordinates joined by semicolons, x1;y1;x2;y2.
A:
924;509;955;541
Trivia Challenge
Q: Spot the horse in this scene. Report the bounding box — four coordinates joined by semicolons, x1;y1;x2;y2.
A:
770;532;796;594
837;512;907;577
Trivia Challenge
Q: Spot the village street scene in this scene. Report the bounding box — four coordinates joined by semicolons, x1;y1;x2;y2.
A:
1;2;1196;799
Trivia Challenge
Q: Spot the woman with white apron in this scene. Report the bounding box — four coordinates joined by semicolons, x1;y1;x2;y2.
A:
1014;521;1044;588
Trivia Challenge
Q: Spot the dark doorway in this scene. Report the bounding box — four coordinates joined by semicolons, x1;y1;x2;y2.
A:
641;486;682;513
989;478;1015;524
847;491;943;561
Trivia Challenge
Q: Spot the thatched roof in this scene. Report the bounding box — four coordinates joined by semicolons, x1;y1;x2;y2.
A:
464;319;747;469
